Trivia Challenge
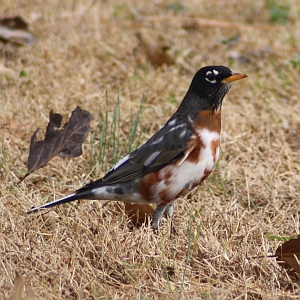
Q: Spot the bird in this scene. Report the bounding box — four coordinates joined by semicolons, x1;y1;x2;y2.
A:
28;66;247;230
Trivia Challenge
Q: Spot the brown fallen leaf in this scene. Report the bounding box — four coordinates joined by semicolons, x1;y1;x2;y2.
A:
124;203;154;226
0;16;33;44
19;106;92;182
285;121;300;151
0;16;35;46
135;29;175;67
9;271;37;300
275;235;300;276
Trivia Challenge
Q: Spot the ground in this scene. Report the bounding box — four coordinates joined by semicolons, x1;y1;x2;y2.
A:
1;0;300;299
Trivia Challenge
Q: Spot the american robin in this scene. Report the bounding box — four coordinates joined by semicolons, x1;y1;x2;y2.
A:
28;66;247;230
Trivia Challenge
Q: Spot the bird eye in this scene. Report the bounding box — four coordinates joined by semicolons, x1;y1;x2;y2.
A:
205;71;217;83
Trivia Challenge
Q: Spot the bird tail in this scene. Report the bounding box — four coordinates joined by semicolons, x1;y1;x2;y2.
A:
27;193;82;214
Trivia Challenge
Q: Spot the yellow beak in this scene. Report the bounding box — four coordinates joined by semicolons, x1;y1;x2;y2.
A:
222;72;247;83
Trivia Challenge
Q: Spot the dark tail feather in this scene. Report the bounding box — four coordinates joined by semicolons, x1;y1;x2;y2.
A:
27;193;81;214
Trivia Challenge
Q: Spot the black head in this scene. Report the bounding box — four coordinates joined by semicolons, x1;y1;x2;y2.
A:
182;65;247;112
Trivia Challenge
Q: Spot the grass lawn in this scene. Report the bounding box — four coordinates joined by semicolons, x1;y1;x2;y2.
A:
1;0;300;299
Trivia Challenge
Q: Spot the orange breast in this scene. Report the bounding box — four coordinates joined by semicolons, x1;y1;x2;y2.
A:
139;109;221;205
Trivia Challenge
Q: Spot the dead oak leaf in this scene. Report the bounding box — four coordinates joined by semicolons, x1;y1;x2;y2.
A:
275;235;300;276
135;29;175;67
19;106;92;182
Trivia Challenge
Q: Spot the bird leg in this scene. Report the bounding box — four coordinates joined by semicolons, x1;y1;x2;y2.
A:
151;203;167;230
151;201;175;230
164;201;175;218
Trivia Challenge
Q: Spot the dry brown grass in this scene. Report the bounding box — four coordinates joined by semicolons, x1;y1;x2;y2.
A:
1;0;300;299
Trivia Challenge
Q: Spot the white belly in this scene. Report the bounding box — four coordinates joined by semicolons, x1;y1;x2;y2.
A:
153;129;220;201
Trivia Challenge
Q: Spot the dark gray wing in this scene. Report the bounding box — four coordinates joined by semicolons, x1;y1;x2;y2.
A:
76;117;195;192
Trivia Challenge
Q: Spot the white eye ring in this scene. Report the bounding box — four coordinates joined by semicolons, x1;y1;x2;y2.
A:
205;71;217;83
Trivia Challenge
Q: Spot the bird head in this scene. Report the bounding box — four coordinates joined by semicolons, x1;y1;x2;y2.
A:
183;66;247;112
